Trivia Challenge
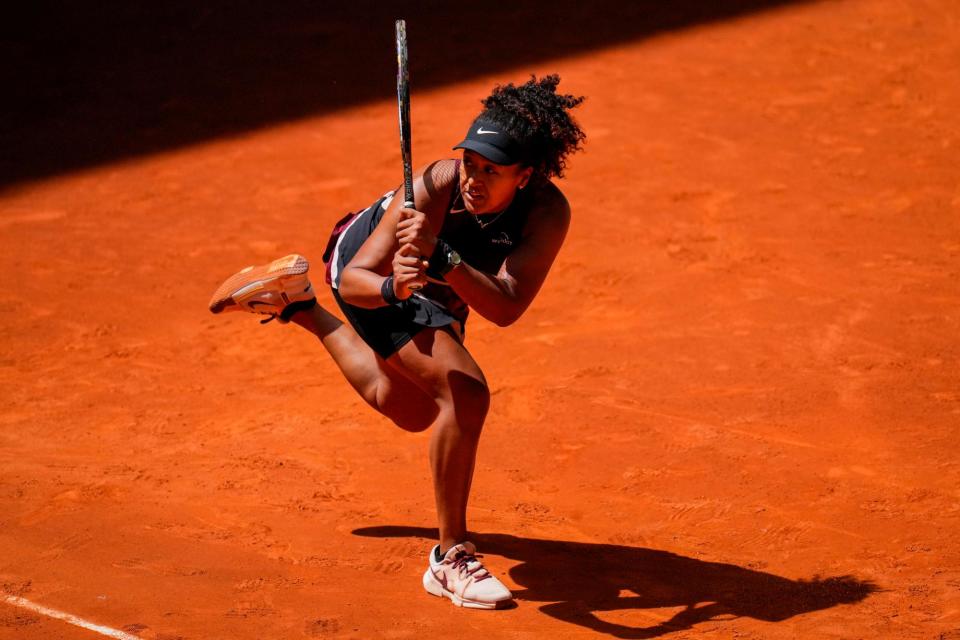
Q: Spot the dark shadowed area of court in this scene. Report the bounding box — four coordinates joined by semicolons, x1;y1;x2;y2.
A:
1;0;811;189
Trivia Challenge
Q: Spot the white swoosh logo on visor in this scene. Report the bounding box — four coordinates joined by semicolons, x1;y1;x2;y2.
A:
476;127;498;135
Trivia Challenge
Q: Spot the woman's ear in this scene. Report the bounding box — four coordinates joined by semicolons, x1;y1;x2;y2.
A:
519;166;534;189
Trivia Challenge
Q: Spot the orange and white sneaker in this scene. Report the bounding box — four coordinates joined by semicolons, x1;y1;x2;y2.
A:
208;254;316;323
422;542;512;609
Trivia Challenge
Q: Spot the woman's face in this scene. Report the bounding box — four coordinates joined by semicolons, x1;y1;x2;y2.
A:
459;150;533;215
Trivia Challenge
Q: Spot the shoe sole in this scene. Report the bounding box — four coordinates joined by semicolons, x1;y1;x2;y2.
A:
421;569;511;610
209;254;309;314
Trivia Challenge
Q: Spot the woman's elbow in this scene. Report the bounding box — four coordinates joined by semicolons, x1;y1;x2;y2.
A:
490;304;527;327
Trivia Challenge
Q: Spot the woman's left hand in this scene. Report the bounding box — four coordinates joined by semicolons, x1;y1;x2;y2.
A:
396;206;438;256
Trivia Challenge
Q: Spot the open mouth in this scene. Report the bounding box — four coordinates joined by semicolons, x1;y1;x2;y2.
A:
464;190;485;207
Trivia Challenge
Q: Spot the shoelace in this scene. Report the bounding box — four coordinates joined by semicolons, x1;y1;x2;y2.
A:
450;551;492;582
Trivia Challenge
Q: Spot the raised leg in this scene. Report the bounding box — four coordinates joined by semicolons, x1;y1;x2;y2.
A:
290;303;438;432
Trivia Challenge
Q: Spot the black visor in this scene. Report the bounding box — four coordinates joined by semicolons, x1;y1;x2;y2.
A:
452;117;529;165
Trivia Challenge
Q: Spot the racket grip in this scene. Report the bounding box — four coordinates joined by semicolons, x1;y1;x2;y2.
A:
402;200;424;291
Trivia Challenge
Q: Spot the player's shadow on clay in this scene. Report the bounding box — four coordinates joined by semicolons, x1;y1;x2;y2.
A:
353;525;876;638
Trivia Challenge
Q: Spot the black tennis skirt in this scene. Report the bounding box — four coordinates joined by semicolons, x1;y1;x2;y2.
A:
322;193;465;359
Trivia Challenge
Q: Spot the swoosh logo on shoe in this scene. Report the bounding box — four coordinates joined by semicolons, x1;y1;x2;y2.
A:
248;300;272;308
476;127;498;135
433;569;448;590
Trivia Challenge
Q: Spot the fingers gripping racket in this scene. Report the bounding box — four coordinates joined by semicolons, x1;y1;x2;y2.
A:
395;19;422;290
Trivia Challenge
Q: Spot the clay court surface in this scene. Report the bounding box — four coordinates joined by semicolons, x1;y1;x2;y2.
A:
2;0;959;638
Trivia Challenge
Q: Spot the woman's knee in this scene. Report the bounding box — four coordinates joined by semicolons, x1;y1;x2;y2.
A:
389;405;438;433
445;371;490;437
374;378;439;433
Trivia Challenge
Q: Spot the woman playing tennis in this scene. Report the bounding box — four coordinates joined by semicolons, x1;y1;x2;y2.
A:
209;74;585;609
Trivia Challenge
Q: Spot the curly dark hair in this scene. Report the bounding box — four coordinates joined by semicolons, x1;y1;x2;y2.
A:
478;74;586;180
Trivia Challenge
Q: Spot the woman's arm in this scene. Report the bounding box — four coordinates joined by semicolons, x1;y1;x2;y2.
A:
444;183;571;326
338;160;458;308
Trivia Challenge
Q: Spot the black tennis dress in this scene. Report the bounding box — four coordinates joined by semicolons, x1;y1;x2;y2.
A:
322;161;534;359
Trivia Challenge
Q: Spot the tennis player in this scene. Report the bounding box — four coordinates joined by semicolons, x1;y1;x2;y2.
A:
209;75;585;609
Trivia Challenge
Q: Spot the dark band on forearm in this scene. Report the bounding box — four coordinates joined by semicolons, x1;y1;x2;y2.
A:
381;275;400;305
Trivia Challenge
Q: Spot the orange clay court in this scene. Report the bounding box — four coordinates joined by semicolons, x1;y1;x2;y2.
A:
1;1;958;638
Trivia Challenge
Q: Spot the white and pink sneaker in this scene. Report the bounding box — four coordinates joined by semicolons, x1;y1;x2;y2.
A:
422;542;512;609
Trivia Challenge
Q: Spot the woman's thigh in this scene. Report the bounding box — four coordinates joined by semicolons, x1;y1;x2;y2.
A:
373;355;440;432
386;327;488;407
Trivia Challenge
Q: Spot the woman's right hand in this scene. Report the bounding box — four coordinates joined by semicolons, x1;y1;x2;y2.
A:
392;242;428;299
